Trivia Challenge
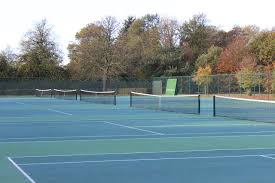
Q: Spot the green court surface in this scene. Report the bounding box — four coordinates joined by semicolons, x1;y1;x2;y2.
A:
0;97;275;183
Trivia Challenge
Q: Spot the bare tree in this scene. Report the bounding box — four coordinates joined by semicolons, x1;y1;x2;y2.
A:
159;18;180;48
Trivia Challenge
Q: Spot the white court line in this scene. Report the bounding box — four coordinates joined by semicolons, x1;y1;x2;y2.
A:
4;101;72;116
16;154;272;166
261;155;275;160
133;123;270;128
2;133;275;144
102;121;164;135
7;157;36;183
140;131;275;136
11;148;275;159
0;116;29;119
0;134;159;141
2;97;50;100
47;108;73;116
5;98;72;116
15;102;26;105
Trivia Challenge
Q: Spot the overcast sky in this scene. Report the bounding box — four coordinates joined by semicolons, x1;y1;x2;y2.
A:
0;0;274;63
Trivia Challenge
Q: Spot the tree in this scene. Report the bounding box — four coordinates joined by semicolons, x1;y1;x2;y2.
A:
114;14;162;79
249;31;275;67
121;16;136;33
118;19;144;79
157;18;182;76
225;26;244;45
179;14;223;74
236;55;258;95
204;28;228;49
17;19;64;79
192;65;212;95
159;18;179;48
0;53;9;78
142;14;160;31
261;62;275;96
180;14;209;58
272;64;275;96
68;16;125;90
0;48;17;78
195;46;222;73
216;37;249;73
222;25;260;48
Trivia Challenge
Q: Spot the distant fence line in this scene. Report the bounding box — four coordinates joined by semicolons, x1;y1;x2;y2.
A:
154;73;275;99
0;78;152;95
0;73;274;99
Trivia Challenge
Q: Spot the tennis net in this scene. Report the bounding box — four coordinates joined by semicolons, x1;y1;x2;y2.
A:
52;89;78;100
35;89;52;98
130;92;200;114
80;90;116;105
213;95;275;123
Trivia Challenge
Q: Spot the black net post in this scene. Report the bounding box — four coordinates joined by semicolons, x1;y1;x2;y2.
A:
213;95;216;117
198;95;201;114
79;89;82;101
130;92;133;107
114;92;117;105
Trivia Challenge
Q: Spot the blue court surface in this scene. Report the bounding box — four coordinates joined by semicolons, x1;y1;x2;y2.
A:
0;96;275;183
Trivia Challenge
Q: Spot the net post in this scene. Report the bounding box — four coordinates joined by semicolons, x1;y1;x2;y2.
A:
114;91;117;105
130;92;132;107
158;97;162;109
34;89;37;97
50;89;53;98
75;90;78;100
198;95;201;114
79;89;82;101
213;95;216;117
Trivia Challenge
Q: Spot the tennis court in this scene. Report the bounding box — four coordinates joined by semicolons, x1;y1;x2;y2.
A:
1;95;275;183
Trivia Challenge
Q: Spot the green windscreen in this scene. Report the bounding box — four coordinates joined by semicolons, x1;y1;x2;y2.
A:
165;79;177;95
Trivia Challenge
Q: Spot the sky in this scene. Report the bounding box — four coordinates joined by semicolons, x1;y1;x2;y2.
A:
0;0;274;64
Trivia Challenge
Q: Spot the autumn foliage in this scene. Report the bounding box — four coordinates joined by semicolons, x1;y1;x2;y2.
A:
0;15;274;81
192;65;212;94
216;37;249;74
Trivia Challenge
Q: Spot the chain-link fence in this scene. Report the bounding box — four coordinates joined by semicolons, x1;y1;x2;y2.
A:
154;72;275;100
0;78;153;96
1;73;274;99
